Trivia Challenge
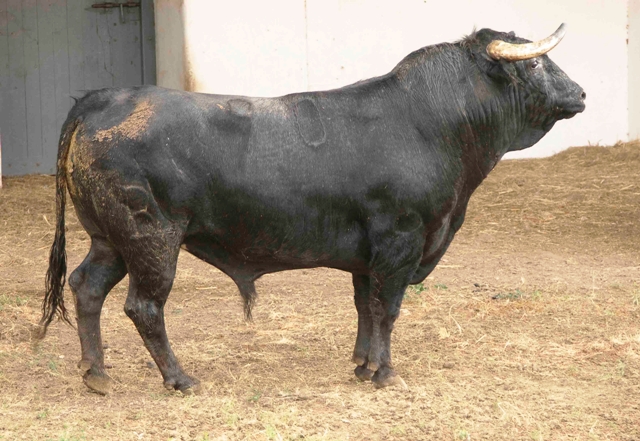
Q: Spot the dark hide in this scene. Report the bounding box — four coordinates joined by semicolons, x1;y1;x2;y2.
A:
41;28;585;393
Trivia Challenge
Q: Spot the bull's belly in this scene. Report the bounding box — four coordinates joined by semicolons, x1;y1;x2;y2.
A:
182;216;370;276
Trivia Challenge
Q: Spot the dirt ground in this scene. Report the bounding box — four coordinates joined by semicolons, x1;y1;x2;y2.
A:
1;143;639;441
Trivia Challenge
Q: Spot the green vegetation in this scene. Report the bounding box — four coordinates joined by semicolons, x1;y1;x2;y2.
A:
47;359;58;372
405;282;449;300
248;389;262;403
492;289;541;301
0;294;28;311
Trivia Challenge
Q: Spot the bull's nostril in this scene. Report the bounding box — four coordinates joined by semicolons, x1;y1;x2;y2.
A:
581;91;586;100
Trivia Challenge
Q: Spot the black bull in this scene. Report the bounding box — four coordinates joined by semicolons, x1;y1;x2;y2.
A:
40;27;585;394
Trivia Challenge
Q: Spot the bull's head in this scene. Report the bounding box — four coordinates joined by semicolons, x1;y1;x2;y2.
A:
471;24;586;150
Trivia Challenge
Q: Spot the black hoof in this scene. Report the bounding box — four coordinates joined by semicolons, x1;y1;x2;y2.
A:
163;375;200;394
354;365;375;381
372;366;407;389
83;370;113;395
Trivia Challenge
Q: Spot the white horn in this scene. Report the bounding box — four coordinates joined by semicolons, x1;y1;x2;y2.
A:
486;23;567;61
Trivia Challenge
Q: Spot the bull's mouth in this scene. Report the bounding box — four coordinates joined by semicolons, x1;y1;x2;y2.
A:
559;102;586;119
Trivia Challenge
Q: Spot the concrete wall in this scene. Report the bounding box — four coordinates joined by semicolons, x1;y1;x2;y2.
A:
154;0;187;91
156;0;631;158
629;0;640;141
182;0;308;95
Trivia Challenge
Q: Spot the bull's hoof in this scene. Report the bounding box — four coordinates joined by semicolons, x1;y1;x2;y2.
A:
83;371;113;395
77;359;92;371
163;375;200;395
79;360;112;395
354;365;375;381
181;383;202;396
372;368;408;390
352;355;367;366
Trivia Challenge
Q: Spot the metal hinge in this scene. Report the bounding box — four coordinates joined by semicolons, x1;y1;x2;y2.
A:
91;2;140;23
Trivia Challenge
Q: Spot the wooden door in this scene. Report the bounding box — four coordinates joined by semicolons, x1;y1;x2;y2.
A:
0;0;155;176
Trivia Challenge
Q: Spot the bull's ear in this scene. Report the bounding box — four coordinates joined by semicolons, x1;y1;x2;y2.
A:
467;29;521;83
473;49;513;82
477;53;520;85
487;61;517;83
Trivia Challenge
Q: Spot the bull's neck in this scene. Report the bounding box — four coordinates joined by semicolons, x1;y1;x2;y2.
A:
394;46;525;189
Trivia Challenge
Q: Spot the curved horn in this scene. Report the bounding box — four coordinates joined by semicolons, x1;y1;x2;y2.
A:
486;23;567;61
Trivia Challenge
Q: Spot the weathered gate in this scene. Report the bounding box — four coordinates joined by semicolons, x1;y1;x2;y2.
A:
0;0;155;176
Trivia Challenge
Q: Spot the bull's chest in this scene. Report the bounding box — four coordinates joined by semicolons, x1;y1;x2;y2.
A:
419;202;466;266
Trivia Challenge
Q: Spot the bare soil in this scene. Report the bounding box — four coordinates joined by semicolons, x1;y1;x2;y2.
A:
1;143;639;441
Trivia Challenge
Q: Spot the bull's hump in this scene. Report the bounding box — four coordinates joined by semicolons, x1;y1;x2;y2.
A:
294;98;326;147
228;99;252;116
214;98;253;117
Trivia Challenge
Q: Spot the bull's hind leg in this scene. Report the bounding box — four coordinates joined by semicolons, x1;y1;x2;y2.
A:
122;233;198;394
69;238;127;394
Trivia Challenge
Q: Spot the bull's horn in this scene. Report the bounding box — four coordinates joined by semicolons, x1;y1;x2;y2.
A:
486;23;567;61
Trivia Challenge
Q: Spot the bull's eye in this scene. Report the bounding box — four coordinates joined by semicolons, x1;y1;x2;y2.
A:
530;60;541;70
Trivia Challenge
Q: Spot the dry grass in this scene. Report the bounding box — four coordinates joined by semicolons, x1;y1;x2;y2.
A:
1;143;639;440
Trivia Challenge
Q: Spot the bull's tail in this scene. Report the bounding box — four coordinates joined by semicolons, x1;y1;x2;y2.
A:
39;118;81;337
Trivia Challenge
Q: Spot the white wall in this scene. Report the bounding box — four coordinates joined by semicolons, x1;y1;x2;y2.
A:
154;0;187;91
182;0;308;95
159;0;631;158
629;0;640;141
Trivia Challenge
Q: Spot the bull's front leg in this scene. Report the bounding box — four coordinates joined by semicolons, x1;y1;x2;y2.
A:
365;274;409;389
352;274;375;381
352;224;424;387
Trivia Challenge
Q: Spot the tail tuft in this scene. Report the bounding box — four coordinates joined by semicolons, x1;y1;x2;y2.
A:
237;281;257;321
39;119;80;337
